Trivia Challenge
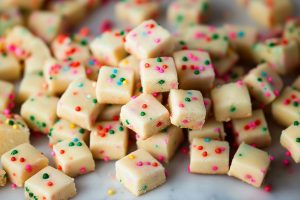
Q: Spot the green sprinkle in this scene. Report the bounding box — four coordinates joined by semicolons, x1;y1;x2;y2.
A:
11;149;18;155
8;120;14;126
212;34;219;40
29;193;33;197
77;142;82;146
185;97;191;102
110;74;116;78
30;116;35;121
140;111;146;116
204;60;210;65
69;142;75;146
156;57;162;62
120;77;125;82
257;77;263;82
79;128;85;134
93;99;97;104
119;126;124;131
42;173;49;179
230;106;236;112
182;56;188;61
125;120;130;125
194;70;200;75
296;138;300;142
109;130;115;134
238;153;243;157
158;80;165;85
179;40;186;45
293;102;299;107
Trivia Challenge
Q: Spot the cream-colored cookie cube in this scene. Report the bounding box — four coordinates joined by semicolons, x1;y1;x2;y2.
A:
213;48;239;76
57;78;103;130
119;55;140;81
168;89;206;130
90;30;128;66
98;104;122;121
281;121;300;163
21;95;59;134
167;0;208;28
96;66;135;104
18;71;49;103
52;138;95;177
48;119;89;146
140;57;178;93
125;20;175;59
85;57;102;81
184;25;229;58
0;52;21;81
188;118;225;143
0;80;14;112
190;138;229;174
247;0;292;28
244;63;283;105
211;81;252;122
228;143;270;187
24;166;76;200
28;11;63;43
43;59;87;95
115;1;159;27
173;50;215;91
1;143;49;187
272;87;300;127
253;38;299;75
0;114;30;156
120;93;170;140
90;121;128;160
137;125;183;163
232;109;271;148
116;149;166;196
0;169;7;186
0;8;23;36
284;18;300;45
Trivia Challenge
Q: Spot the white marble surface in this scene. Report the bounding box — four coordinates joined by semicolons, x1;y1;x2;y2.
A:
2;0;300;200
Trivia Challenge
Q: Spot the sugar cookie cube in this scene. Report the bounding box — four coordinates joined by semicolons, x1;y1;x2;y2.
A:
185;25;229;58
137;125;183;163
211;82;252;122
116;149;166;196
52;138;95;177
281;121;300;163
168;89;206;130
272;87;300;127
244;63;283;105
190;138;229;174
57;78;103;130
232;109;271;148
188;118;225;143
228;143;270;187
120;93;170;140
0;169;7;186
125;20;175;59
0;52;21;81
119;55;140;80
85;57;102;81
43;59;87;95
96;66;135;104
98;104;122;121
115;1;159;27
0;114;30;156
173;50;215;91
0;8;23;36
0;80;14;112
253;38;299;75
284;18;300;45
24;166;76;200
90;30;128;66
213;48;239;76
247;0;292;28
48;119;89;146
21;95;59;134
1;143;49;187
140;57;178;93
90;121;128;160
18;72;49;103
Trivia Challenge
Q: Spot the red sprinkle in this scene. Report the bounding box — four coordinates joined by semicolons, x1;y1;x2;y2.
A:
75;106;81;112
142;104;148;109
202;151;208;157
20;157;25;162
264;185;272;192
60;150;65;154
197;146;203;150
47;181;53;187
215;148;221;154
152;162;158;167
11;157;16;161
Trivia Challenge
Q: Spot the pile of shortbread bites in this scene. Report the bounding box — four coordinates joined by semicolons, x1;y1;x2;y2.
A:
0;0;300;199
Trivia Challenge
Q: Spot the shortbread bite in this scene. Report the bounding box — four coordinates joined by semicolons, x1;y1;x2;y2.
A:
281;121;300;163
0;52;21;81
0;80;14;112
116;149;166;196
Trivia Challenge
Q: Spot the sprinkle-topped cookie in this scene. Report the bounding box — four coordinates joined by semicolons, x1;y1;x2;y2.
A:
281;120;300;163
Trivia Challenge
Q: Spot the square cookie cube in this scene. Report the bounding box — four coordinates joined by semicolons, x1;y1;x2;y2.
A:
57;78;103;130
228;143;270;187
137;125;183;163
0;52;21;81
21;95;59;134
125;20;175;59
44;59;87;95
188;118;225;143
24;166;76;200
1;143;49;187
168;89;206;130
0;80;14;112
90;29;128;66
211;81;252;122
272;87;300;127
281;121;300;163
52;138;95;177
48;119;89;146
116;149;166;196
90;121;128;160
0;114;30;156
173;50;215;91
120;93;170;140
140;57;178;93
190;138;229;174
96;66;135;104
232;109;271;148
244;63;283;105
